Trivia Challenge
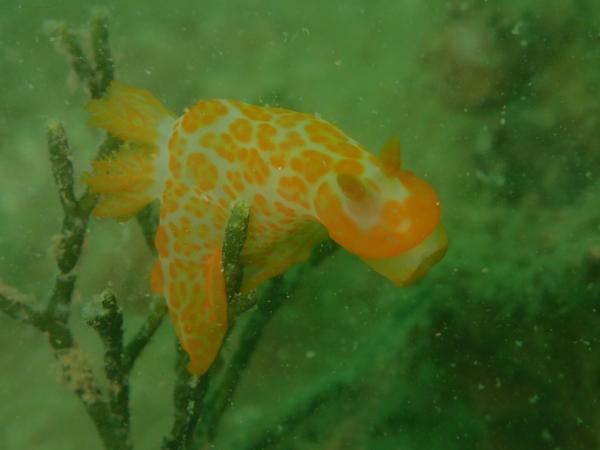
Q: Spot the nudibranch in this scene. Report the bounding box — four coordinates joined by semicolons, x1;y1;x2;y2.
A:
84;81;447;374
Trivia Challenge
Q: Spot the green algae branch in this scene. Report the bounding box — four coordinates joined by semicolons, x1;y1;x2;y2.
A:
1;12;340;450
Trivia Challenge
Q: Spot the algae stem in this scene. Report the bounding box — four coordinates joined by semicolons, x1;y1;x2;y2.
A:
91;9;114;98
123;299;168;373
47;121;77;216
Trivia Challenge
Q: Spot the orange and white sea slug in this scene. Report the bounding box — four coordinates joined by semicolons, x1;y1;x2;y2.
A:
84;81;448;375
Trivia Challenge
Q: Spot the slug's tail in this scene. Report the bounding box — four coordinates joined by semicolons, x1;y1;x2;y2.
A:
84;81;176;219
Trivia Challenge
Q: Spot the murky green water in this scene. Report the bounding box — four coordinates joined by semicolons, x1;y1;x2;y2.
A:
1;1;599;449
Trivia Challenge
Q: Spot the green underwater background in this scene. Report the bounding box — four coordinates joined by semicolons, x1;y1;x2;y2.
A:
1;0;600;449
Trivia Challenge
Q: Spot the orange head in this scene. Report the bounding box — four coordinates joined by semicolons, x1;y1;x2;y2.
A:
315;172;441;259
314;137;447;284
